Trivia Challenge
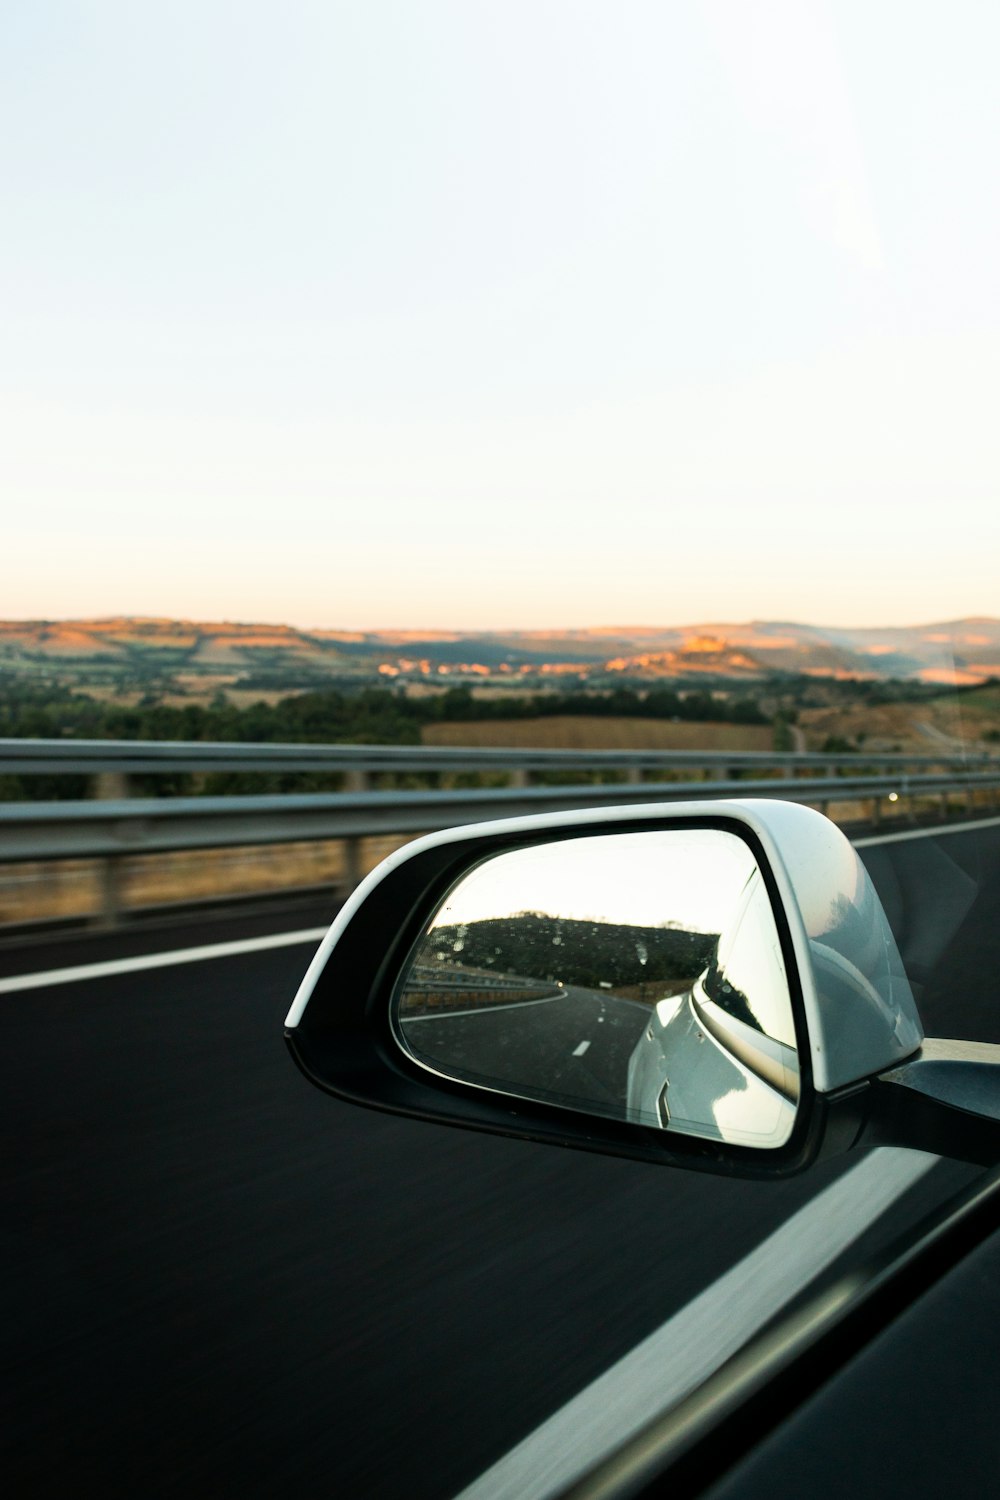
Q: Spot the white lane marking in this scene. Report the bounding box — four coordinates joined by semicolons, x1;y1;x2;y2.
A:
453;1148;938;1500
0;928;328;995
572;1039;591;1057
855;813;1000;847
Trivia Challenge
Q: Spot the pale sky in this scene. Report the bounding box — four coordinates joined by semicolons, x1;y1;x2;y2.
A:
2;1;997;630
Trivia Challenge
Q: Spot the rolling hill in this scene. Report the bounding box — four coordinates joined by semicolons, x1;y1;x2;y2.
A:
1;616;998;693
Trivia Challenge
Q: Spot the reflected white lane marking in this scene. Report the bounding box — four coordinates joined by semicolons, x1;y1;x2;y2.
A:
404;993;564;1022
571;1040;591;1057
0;928;328;994
453;1148;938;1500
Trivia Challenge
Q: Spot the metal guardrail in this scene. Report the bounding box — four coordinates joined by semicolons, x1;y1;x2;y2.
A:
2;738;999;927
2;737;995;778
3;773;1000;863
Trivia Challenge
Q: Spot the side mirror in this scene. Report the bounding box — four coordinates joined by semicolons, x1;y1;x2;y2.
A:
285;800;1000;1177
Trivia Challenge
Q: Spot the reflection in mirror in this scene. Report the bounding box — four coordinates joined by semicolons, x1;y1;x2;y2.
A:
393;829;799;1149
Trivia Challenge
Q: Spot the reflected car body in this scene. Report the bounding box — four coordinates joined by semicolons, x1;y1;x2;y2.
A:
626;867;800;1147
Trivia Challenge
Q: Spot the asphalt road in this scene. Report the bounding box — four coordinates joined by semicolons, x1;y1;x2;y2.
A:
3;821;1000;1498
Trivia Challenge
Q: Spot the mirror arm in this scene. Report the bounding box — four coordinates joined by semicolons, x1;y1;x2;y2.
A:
863;1039;1000;1166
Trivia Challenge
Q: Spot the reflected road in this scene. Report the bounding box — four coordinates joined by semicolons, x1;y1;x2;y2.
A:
404;986;650;1110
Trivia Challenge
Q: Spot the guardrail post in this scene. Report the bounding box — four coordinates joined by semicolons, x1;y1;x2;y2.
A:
871;795;881;828
94;771;130;800
93;771;130;928
625;766;642;785
344;769;370;793
341;836;362;894
95;858;124;929
510;769;530;788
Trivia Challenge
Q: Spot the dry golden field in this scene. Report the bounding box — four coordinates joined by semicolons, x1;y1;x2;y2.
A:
0;835;413;927
422;716;776;752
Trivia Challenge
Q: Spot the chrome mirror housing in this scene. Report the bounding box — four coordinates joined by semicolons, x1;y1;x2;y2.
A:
286;799;1000;1175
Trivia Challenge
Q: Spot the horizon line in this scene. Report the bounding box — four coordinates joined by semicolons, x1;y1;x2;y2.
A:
2;612;998;635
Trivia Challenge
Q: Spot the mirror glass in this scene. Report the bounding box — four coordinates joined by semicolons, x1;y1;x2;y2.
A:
393;828;800;1149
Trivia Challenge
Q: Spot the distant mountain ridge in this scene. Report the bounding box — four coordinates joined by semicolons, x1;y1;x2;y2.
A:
2;616;999;688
